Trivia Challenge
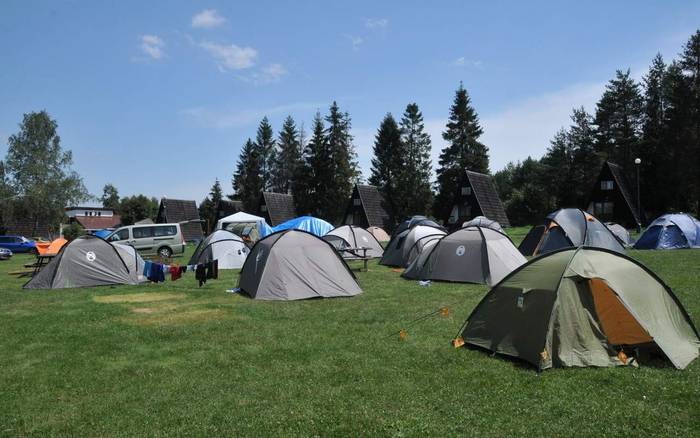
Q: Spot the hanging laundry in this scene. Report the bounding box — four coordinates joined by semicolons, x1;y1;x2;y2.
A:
147;262;165;283
195;264;207;287
169;265;182;281
143;261;153;279
206;260;218;280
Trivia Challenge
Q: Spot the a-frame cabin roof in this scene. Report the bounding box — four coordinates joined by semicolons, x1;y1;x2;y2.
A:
261;192;296;226
465;170;510;227
355;184;391;228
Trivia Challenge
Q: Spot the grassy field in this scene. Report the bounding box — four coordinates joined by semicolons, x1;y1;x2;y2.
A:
0;227;698;436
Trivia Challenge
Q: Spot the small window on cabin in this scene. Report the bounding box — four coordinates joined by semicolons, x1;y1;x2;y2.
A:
461;187;472;196
261;205;268;212
603;202;614;215
97;212;101;216
601;180;614;190
353;198;361;206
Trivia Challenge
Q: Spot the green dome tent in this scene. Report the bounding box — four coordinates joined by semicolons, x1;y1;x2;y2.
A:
455;247;699;370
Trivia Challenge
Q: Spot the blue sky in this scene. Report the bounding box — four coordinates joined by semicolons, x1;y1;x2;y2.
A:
1;1;699;203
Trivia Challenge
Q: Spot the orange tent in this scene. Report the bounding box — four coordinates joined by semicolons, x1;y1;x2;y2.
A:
36;238;67;256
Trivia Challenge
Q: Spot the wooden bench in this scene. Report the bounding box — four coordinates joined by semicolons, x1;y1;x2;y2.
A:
337;247;371;271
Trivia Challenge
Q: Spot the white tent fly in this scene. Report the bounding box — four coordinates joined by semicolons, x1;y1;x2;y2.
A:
215;212;272;242
401;225;447;267
112;243;147;283
189;229;249;269
323;225;384;259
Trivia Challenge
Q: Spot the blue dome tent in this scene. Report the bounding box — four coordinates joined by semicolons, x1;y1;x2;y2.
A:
634;213;700;249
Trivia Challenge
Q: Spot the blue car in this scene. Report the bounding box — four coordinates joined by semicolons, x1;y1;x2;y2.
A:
0;235;37;253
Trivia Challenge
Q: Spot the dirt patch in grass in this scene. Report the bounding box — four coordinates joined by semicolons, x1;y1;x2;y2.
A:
122;308;226;326
94;292;186;304
131;307;156;314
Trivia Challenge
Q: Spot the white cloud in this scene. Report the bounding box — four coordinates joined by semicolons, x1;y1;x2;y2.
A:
481;82;605;170
140;34;165;60
347;35;364;51
199;41;257;70
181;102;322;129
364;17;388;29
452;57;483;69
240;63;288;85
192;9;226;28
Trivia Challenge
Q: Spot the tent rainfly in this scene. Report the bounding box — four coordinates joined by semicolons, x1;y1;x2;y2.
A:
403;226;526;286
634;213;700;250
403;233;445;268
24;235;139;289
112;243;147;283
518;208;624;256
271;216;334;237
189;230;250;269
462;216;504;233
380;220;446;267
455;247;700;370
605;222;635;247
323;225;384;259
215;211;272;241
238;229;362;300
367;226;390;242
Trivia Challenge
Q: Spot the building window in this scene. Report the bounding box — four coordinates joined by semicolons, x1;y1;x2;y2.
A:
593;202;614;217
261;205;268;212
461;187;472;196
97;212;101;216
353;198;361;206
601;180;614;190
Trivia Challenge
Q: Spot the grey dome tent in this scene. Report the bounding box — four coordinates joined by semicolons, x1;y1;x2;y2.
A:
24;235;138;289
380;221;445;267
189;229;249;269
462;216;504;233
323;225;384;259
518;208;624;256
455;247;700;370
605;222;635;247
238;229;362;300
400;225;447;267
367;226;390;243
403;226;526;285
404;233;445;268
634;213;700;249
392;216;444;239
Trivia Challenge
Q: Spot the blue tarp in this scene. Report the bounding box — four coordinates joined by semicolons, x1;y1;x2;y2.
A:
258;221;273;238
271;216;334;237
93;229;112;239
635;213;700;249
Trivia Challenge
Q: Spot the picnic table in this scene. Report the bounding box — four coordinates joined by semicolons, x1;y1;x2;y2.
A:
337;247;371;271
25;254;55;276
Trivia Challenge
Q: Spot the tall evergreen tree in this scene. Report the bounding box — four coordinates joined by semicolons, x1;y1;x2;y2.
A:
254;117;276;191
434;83;489;222
398;103;433;217
569;107;601;206
296;112;328;216
369;113;403;222
272;116;302;194
198;179;223;234
324;102;360;222
679;30;700;214
640;54;669;214
233;139;263;212
540;129;578;208
594;69;644;177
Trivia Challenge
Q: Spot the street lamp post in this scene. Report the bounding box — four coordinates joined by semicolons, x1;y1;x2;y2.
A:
634;158;642;233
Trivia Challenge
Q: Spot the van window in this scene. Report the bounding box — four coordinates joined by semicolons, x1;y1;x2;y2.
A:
0;237;10;243
154;225;177;237
133;227;154;238
111;228;130;241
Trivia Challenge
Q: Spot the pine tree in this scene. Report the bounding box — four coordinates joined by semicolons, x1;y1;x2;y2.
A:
198;179;223;234
541;129;577;207
640;54;668;214
594;69;644;177
296;112;328;216
324;102;360;222
398;103;433;217
233;139;263;212
272;116;302;194
679;30;700;214
568;107;601;206
434;83;489;222
369;113;403;222
254;117;276;191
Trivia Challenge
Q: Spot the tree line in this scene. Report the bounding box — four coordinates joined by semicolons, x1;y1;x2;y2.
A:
495;31;700;225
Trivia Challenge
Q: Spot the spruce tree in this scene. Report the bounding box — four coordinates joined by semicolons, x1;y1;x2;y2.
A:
297;112;329;216
254;117;276;191
679;30;700;214
369;113;403;223
434;83;489;223
198;179;223;234
233;139;263;212
398;103;433;217
272;116;302;194
541;129;577;207
568;107;600;206
640;54;668;214
594;69;643;177
324;102;360;222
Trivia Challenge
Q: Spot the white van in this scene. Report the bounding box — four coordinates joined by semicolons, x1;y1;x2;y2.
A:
106;223;185;258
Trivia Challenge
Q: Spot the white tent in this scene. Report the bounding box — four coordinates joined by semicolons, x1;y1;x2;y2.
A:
112;243;147;283
401;225;447;267
215;212;272;240
189;230;249;269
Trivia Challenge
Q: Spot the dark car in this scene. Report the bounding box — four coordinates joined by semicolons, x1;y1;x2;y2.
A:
0;235;37;253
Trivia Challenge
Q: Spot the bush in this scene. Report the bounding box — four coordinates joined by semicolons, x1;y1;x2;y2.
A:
62;223;85;241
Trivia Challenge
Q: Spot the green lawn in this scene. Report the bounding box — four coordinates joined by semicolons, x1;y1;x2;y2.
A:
0;229;698;436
